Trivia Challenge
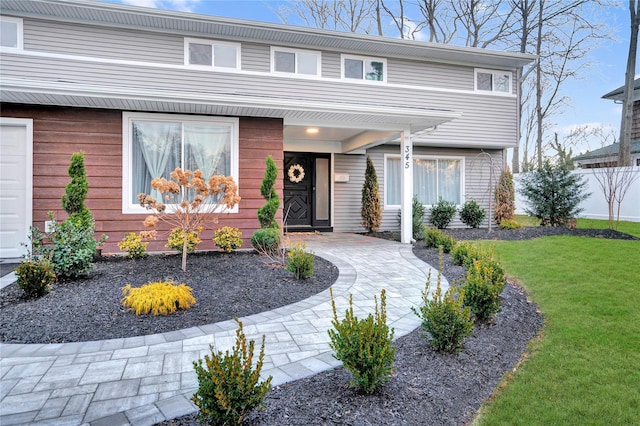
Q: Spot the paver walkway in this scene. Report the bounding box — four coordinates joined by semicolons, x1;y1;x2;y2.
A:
0;233;446;426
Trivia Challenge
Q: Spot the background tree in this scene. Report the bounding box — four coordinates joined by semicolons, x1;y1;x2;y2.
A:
592;157;639;229
257;155;280;229
619;0;639;166
361;156;383;232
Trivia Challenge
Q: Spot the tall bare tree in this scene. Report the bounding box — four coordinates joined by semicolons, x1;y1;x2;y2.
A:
450;0;517;48
619;0;640;166
274;0;376;33
416;0;456;43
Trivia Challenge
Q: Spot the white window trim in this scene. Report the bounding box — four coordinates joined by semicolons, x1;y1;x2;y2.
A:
184;37;241;70
341;54;387;83
270;46;322;79
122;112;239;214
474;68;513;95
384;153;465;209
0;16;23;51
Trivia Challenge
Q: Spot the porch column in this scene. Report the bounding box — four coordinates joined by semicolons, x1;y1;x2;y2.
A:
400;127;413;244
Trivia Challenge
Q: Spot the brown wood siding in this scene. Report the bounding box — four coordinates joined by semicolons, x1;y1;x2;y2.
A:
1;104;283;253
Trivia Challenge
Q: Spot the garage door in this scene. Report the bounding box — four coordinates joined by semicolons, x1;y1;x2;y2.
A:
0;118;33;259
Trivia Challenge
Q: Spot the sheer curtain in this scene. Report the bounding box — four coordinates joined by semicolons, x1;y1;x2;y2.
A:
414;158;437;205
132;121;181;202
438;159;461;204
185;124;229;180
386;157;401;205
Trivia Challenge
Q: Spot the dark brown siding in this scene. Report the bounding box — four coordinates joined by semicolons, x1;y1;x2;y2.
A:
1;104;284;253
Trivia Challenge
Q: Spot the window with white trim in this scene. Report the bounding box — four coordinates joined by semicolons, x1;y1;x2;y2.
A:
0;16;23;50
342;55;386;82
122;112;239;213
475;69;511;93
271;47;321;76
385;155;463;207
184;38;240;69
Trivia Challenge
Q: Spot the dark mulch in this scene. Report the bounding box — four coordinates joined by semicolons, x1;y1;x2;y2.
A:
0;251;338;344
443;226;639;241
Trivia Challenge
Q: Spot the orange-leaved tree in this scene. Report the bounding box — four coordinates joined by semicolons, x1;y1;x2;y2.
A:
138;168;240;272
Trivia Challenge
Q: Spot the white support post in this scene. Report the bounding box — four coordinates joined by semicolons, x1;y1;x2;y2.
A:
400;128;413;244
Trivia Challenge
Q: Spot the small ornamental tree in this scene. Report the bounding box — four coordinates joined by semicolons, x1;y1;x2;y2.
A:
361;156;382;232
519;161;590;227
61;151;92;225
138;168;240;272
257;155;280;229
494;167;515;225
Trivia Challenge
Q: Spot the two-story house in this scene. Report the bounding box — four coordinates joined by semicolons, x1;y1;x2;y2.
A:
0;0;534;257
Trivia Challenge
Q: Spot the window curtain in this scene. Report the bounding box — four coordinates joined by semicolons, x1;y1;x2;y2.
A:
185;124;230;203
132;121;181;202
438;159;461;204
414;159;437;205
386;157;401;205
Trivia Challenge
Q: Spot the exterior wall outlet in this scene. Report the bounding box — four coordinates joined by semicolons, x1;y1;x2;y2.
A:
45;220;55;233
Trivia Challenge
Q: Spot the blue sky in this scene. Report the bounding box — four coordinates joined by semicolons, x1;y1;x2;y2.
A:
103;0;635;154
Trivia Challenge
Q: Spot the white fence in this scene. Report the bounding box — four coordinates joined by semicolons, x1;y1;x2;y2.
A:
514;166;640;222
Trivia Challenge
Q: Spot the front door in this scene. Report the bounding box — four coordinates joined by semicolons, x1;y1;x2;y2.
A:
284;152;331;231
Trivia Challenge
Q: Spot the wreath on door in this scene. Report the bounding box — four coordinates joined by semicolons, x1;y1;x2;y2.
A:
288;164;305;183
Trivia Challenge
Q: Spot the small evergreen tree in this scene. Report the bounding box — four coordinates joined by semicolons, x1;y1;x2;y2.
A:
61;151;92;225
494;167;515;225
519;161;590;227
361;156;382;232
257;155;280;229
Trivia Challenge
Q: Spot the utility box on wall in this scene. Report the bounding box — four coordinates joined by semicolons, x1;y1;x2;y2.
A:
334;173;349;183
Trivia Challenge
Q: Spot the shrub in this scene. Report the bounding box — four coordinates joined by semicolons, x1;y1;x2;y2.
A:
166;227;202;254
429;198;457;229
462;258;506;322
328;288;395;394
459;200;486;228
61;151;93;228
361;156;383;232
258;155;280;229
397;195;427;240
15;256;56;299
494;167;515;225
121;280;196;316
412;254;474;353
213;226;243;252
285;241;314;279
192;319;272;425
118;232;148;259
424;228;456;253
250;228;281;256
519;161;590;227
499;219;522;230
451;241;477;266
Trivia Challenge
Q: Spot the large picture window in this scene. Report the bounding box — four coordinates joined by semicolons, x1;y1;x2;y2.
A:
122;113;239;213
386;155;463;207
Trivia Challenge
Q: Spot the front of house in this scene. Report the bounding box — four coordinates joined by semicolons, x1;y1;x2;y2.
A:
0;0;534;257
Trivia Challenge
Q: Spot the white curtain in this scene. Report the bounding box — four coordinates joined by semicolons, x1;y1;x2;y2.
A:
185;124;229;179
387;157;461;206
387;157;401;205
438;159;461;204
414;158;437;205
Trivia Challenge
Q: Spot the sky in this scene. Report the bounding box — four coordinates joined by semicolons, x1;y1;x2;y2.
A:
102;0;636;156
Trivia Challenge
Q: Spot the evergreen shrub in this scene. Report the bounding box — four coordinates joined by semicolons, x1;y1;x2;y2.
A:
499;219;522;230
429;198;457;229
121;280;196;316
213;226;243;252
459;200;486;228
361;156;383;232
285;241;314;279
494;167;516;225
118;232;148;259
166;227;202;253
462;259;506;322
424;228;456;253
250;228;281;256
15;256;56;299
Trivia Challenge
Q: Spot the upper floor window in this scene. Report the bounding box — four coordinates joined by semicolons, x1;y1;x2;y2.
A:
342;55;386;82
271;47;321;77
0;16;23;50
185;38;240;70
475;69;511;94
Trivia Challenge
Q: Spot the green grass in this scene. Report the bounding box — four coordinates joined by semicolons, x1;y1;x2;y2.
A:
476;237;640;425
515;215;640;238
514;214;541;227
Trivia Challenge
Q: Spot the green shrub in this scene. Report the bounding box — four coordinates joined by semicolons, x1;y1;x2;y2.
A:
285;241;314;279
166;227;202;254
361;156;383;232
459;200;486;228
424;228;456;253
121;280;196;316
429;197;457;229
328;288;395;394
462;258;506;322
257;155;280;229
15;256;56;299
451;241;477;266
213;226;243;252
61;151;93;228
118;232;148;259
192;319;272;425
499;219;522;230
519;161;590;227
412;254;474;353
250;228;281;256
397;195;427;240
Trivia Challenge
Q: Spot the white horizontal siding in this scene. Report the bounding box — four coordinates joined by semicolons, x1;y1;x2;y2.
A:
322;51;341;79
333;154;367;233
241;42;269;72
388;58;474;91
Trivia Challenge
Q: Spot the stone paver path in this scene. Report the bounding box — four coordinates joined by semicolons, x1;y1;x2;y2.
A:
0;233;445;425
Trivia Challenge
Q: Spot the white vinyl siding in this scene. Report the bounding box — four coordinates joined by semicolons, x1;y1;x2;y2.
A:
0;16;22;50
475;68;512;94
271;46;321;77
184;38;240;70
341;54;386;83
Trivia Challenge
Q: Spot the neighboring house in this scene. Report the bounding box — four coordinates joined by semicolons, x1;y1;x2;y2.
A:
573;79;640;168
0;0;534;257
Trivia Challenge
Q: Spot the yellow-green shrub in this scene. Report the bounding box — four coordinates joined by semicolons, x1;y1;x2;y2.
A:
166;227;202;253
118;232;148;259
499;219;522;229
121;280;196;316
462;258;506;322
285;241;314;279
213;226;243;252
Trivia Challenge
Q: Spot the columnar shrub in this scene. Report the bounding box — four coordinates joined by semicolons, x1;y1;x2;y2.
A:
121;281;196;316
285;241;314;279
192;319;272;425
459;200;486;228
61;151;93;227
462;258;506;322
494;167;516;225
118;232;148;259
519;161;590;227
424;228;456;253
328;288;395;393
412;255;474;353
257;155;280;229
213;226;243;252
361;156;383;233
429;198;456;229
166;227;202;254
15;255;56;299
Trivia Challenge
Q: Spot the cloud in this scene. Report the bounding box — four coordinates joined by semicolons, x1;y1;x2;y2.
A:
119;0;201;13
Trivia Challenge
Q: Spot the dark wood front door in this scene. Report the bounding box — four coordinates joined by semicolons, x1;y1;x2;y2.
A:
284;152;331;231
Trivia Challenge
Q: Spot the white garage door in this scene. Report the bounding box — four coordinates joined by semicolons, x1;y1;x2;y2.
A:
0;118;33;259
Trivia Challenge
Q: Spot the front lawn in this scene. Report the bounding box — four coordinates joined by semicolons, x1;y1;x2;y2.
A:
515;214;640;238
476;236;640;425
